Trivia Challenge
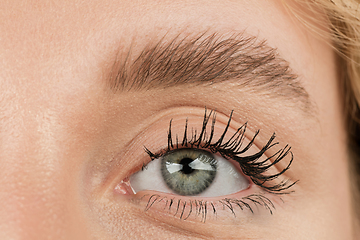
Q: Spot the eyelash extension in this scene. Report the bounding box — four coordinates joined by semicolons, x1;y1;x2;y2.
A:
139;193;276;223
144;108;296;194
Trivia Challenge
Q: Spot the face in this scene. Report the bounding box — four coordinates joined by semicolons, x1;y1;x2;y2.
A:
0;0;354;239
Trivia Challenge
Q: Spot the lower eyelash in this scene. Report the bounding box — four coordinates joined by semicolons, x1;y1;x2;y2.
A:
135;193;277;223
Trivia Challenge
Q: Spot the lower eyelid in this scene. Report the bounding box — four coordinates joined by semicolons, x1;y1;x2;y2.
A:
117;188;280;225
109;191;282;239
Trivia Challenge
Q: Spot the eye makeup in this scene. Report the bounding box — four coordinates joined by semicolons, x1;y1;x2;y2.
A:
143;108;296;194
114;108;297;224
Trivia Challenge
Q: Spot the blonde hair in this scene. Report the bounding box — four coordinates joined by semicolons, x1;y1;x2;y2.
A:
286;0;360;230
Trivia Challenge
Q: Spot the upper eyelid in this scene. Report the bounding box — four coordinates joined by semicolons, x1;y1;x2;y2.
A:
103;107;294;193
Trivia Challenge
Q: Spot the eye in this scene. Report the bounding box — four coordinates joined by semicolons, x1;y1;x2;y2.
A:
115;108;296;223
130;148;250;197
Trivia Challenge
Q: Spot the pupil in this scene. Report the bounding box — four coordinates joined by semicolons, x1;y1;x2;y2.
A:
179;157;195;174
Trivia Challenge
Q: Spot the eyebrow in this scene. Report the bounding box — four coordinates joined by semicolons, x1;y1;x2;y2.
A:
108;32;314;113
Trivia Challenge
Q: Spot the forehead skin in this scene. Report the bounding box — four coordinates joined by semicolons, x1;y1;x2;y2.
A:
0;0;353;239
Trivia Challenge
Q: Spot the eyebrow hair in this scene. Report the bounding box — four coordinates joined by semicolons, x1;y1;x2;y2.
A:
108;32;313;112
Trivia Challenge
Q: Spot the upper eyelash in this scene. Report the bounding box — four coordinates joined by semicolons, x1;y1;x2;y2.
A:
144;108;297;194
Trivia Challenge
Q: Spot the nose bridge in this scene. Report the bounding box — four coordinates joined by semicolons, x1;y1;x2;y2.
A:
0;99;72;239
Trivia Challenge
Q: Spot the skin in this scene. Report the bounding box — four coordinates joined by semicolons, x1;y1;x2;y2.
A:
0;0;355;239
